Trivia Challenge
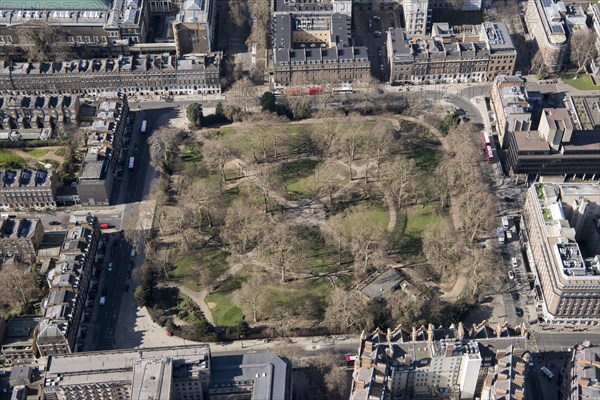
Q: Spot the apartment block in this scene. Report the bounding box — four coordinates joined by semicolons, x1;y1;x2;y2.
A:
480;345;529;400
42;346;291;400
0;94;79;141
402;0;431;36
387;22;516;84
491;76;533;148
0;54;221;96
506;101;600;176
0;217;44;264
0;169;59;210
564;341;600;400
36;215;100;357
349;322;528;399
523;183;600;325
1;316;40;366
76;91;129;206
525;0;570;73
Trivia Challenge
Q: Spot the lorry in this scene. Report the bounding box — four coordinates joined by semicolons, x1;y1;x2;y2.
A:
128;156;135;173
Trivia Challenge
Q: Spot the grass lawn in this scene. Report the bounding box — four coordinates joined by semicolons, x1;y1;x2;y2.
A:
181;145;202;164
562;73;600;91
25;148;48;157
406;146;439;171
392;205;442;255
296;227;352;274
205;292;243;326
263;278;332;320
171;250;229;292
280;159;319;198
0;151;26;169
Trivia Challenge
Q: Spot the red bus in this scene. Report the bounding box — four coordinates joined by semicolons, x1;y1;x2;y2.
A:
346;355;357;366
481;130;491;147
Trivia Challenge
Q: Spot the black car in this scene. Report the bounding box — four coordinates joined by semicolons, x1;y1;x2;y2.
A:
515;307;524;317
511;292;520;301
102;288;108;297
49;221;61;226
124;284;130;292
503;197;515;203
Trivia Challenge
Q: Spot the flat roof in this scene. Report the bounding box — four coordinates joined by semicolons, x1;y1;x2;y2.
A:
0;0;109;10
512;130;550;152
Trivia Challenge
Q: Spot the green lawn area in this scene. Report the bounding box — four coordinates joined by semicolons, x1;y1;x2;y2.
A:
205;292;243;326
25;148;48;157
280;159;319;198
406;146;439;171
171;250;229;292
0;151;26;169
392;205;442;255
263;278;332;320
562;73;600;91
181;145;202;164
296;227;352;274
542;208;552;223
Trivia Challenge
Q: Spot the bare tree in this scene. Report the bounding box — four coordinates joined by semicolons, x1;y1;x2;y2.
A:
325;205;386;275
422;220;463;280
323;288;373;333
383;158;418;212
202;141;237;190
0;263;39;311
234;274;267;322
261;222;299;283
336;124;365;181
324;366;349;400
570;31;597;74
222;198;267;253
148;126;183;176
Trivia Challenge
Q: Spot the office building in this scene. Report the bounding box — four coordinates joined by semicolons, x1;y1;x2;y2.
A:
0;169;59;210
1;316;40;366
0;54;221;96
506;100;600;176
349;321;528;399
564;341;600;400
387;22;516;84
36;215;100;357
42;346;291;400
525;0;570;73
523;183;600;325
0;94;80;141
0;217;44;264
272;0;371;86
490;75;532;148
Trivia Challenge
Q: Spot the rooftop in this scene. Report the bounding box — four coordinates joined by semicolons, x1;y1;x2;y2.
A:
2;316;40;347
512;130;550;152
0;0;109;10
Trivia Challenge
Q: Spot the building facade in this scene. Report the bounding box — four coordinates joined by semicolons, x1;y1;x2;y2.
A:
387;22;516;84
402;0;431;36
525;0;569;74
0;54;221;96
523;183;600;325
0;169;59;210
36;215;100;357
349;322;528;399
490;75;532;148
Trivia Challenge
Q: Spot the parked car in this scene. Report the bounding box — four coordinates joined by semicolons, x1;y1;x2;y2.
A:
512;257;518;268
108;262;113;272
49;221;61;226
511;292;520;301
508;270;515;280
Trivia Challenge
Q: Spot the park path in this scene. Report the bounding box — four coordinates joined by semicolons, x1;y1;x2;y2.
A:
441;274;467;301
163;282;215;325
10;146;65;166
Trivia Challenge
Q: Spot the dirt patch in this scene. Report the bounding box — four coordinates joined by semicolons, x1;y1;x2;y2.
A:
207;302;217;309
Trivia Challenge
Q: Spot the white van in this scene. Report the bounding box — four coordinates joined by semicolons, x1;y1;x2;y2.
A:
99;296;106;306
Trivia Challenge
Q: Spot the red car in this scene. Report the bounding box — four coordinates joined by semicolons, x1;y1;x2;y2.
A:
100;223;110;229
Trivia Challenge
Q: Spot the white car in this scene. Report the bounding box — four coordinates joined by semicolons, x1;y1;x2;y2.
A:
108;262;113;272
511;257;518;268
508;271;515;280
